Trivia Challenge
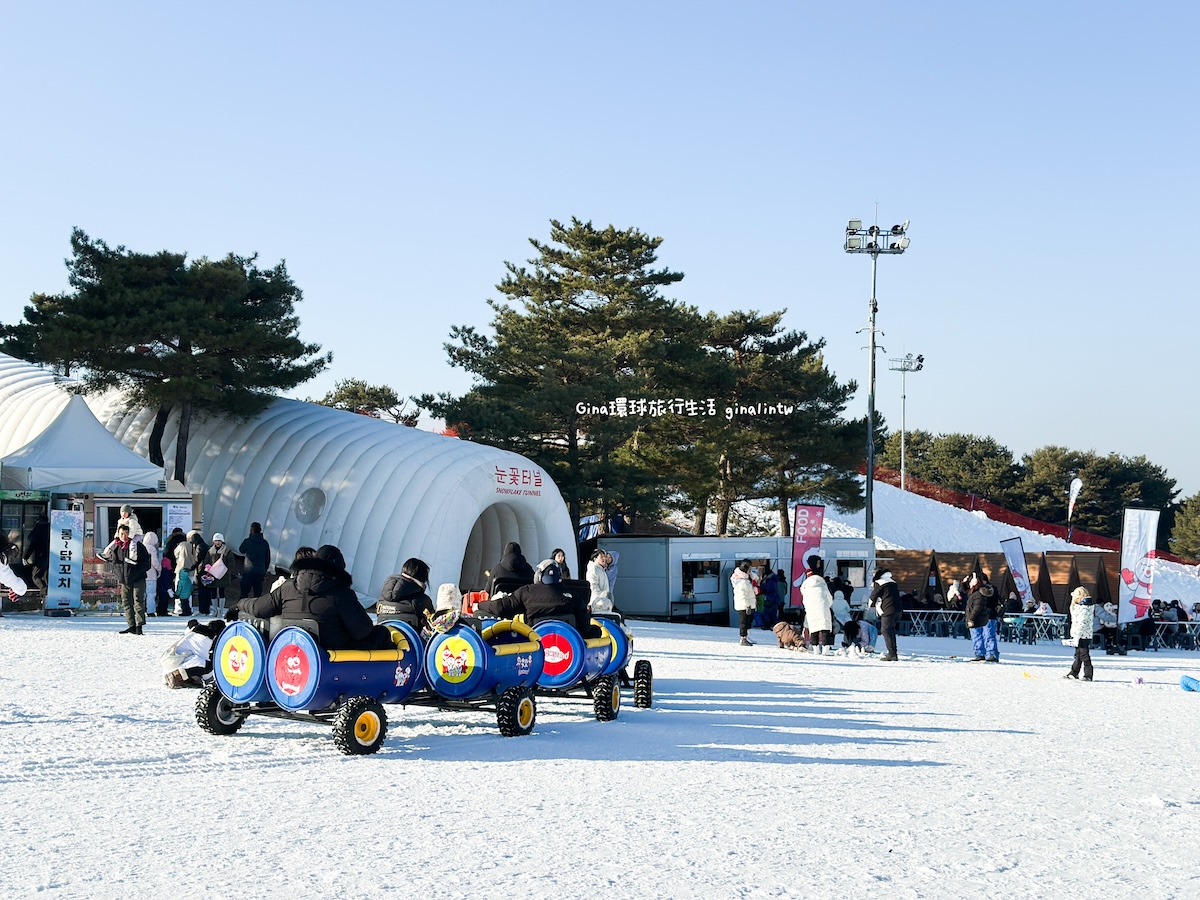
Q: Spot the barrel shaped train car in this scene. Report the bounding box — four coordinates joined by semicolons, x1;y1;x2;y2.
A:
196;614;545;754
195;611;652;755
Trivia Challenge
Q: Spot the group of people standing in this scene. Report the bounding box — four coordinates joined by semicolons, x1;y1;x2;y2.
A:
102;506;272;636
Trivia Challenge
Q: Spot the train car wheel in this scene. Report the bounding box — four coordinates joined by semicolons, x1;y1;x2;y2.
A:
593;675;620;721
196;684;245;736
634;659;654;709
332;696;388;755
497;686;537;737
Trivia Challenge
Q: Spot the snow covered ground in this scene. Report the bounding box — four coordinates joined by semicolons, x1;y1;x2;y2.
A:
3;612;1199;899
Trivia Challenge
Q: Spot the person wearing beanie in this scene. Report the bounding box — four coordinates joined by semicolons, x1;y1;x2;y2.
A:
869;568;901;661
436;583;463;613
118;504;143;537
1064;586;1096;681
474;562;590;634
232;543;393;650
199;533;233;616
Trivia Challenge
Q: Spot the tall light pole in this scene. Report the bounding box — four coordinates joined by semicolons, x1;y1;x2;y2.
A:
845;217;910;541
888;353;924;491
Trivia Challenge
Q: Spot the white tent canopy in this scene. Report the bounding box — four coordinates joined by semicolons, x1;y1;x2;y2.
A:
0;394;163;493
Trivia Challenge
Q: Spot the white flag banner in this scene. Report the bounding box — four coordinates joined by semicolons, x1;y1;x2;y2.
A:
1068;477;1083;521
1117;507;1160;623
999;536;1033;607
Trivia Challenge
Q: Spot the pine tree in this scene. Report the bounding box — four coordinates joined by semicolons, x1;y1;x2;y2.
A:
0;229;329;481
419;218;704;531
317;379;418;426
1169;493;1200;561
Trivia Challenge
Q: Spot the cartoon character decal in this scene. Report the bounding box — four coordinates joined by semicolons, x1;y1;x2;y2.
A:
393;662;412;687
220;635;255;687
437;637;475;683
273;643;310;696
1121;553;1155;618
1012;571;1030;604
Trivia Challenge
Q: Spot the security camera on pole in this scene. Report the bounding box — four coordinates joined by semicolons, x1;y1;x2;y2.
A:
845;217;910;540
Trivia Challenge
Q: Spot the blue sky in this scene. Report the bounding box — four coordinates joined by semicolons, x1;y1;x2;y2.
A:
3;2;1197;500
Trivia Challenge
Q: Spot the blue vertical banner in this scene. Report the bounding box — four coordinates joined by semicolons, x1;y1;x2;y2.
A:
47;509;84;610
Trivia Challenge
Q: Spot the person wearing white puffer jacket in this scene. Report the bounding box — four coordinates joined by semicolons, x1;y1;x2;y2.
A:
800;554;835;653
1065;586;1096;681
731;560;758;646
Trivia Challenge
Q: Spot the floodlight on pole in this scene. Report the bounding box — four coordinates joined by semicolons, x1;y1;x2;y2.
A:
845;216;910;541
888;353;925;491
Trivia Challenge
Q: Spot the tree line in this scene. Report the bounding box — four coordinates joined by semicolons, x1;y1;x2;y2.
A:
877;431;1185;554
4;223;1197;559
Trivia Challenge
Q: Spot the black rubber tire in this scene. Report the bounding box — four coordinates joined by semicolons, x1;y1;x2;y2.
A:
593;675;620;721
633;659;653;709
332;696;388;755
195;684;245;736
497;686;537;737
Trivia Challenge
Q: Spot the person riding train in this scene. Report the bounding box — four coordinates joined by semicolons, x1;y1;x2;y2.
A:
229;544;393;651
474;562;591;634
372;557;436;630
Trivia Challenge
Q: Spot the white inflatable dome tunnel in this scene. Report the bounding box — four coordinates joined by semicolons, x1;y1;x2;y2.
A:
0;353;575;600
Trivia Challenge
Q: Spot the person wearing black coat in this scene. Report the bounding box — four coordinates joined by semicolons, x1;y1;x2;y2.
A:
373;557;436;630
476;563;589;634
238;522;271;600
965;573;1001;662
233;544;393;650
24;515;51;593
488;541;534;594
102;524;150;635
870;568;901;661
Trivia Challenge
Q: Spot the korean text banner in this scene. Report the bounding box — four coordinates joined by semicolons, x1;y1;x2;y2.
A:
1117;507;1159;622
48;509;84;610
999;536;1033;607
788;505;825;608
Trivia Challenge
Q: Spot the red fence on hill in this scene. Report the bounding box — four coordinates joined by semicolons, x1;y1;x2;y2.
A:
872;466;1136;552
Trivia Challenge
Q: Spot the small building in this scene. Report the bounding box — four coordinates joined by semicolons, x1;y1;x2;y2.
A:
597;534;875;622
